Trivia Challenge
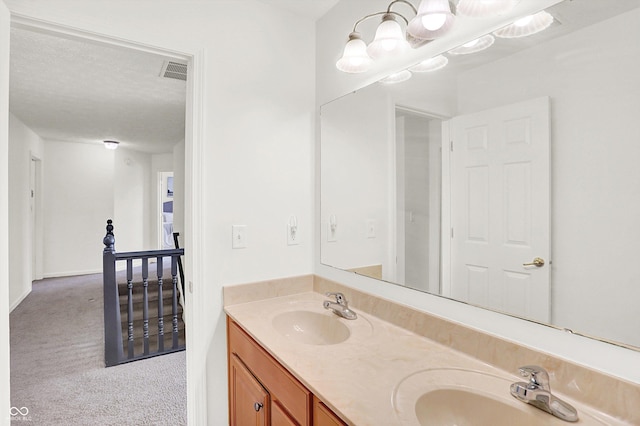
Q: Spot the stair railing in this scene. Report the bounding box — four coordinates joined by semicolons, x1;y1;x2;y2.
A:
103;219;185;367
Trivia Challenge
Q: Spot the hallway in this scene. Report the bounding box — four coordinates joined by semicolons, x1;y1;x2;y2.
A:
9;273;186;425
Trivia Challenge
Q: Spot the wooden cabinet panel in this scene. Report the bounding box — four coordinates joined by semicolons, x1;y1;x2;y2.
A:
313;397;347;426
229;354;269;426
272;400;299;426
228;318;312;425
228;317;346;426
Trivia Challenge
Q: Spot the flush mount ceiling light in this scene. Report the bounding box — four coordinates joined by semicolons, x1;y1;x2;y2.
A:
407;0;456;40
493;10;554;38
448;34;495;55
103;140;120;150
379;69;413;84
409;54;448;72
456;0;516;18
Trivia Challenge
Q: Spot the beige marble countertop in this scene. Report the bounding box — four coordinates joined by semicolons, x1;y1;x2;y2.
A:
225;291;621;425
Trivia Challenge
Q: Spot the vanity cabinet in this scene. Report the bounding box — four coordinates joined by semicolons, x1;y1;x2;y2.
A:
227;317;347;426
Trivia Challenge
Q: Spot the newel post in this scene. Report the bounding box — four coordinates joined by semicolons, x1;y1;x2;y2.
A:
103;219;123;367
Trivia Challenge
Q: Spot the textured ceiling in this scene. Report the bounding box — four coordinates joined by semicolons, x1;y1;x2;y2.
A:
7;0;340;154
9;27;187;154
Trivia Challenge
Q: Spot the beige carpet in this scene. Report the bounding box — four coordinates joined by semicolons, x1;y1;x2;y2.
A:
10;273;187;425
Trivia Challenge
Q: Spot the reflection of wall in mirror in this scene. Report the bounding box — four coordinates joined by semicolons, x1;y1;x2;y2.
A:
321;87;390;277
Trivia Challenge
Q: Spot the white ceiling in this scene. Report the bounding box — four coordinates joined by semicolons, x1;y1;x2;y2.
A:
9;28;188;154
8;0;339;154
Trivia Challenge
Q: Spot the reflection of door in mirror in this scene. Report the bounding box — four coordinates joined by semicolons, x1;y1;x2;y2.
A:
394;109;442;294
159;171;174;249
446;97;550;323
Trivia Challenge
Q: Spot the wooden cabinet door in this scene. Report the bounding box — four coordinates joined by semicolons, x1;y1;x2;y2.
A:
272;400;298;426
230;354;270;426
313;396;346;426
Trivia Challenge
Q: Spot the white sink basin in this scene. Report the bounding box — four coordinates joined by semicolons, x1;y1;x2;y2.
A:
393;368;608;425
272;310;351;345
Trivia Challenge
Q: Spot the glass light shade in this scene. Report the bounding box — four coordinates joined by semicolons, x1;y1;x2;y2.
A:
103;140;119;150
448;34;495;55
407;0;455;40
409;55;448;72
493;10;554;38
379;70;412;84
336;33;373;73
456;0;517;18
366;14;411;59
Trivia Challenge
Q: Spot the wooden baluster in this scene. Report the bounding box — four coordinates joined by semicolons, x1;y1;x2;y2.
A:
127;259;134;358
142;258;150;356
103;219;124;366
157;256;164;352
171;255;179;349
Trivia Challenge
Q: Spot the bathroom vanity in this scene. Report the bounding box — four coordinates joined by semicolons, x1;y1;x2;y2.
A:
228;317;345;425
224;276;638;425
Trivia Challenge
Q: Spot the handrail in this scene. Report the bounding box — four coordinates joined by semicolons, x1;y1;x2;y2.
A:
102;219;185;367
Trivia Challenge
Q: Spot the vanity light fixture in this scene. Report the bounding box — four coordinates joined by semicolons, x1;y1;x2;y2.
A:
336;0;455;74
448;34;495;55
493;10;554;38
456;0;517;18
103;140;119;150
409;54;448;72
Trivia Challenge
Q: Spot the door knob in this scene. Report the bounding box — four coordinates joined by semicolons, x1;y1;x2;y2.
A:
523;257;545;267
254;402;263;412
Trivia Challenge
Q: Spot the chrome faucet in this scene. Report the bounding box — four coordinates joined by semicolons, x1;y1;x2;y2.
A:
510;365;578;422
323;292;357;320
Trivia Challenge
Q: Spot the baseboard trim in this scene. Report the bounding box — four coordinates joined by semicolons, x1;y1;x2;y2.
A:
43;269;102;279
10;287;31;312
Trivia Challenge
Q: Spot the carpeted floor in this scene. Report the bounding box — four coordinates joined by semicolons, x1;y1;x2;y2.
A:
9;273;187;425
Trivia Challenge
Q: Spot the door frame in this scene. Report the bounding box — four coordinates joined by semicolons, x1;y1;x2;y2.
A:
5;14;206;424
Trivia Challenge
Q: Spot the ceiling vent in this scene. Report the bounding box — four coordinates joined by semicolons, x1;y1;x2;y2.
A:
160;61;187;81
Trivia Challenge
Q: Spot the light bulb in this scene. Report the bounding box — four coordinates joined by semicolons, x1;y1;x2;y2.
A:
422;13;447;31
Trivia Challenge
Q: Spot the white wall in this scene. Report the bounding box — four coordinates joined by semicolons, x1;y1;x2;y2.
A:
113;147;152;252
42;140;114;277
455;9;640;347
0;2;12;421
3;1;315;424
8;114;44;309
172;140;185;241
316;0;640;385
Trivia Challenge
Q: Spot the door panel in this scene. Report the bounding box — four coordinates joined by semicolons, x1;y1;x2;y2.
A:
449;97;550;322
230;354;269;426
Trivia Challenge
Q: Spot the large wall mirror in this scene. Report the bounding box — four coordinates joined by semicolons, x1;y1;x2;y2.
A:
320;0;640;350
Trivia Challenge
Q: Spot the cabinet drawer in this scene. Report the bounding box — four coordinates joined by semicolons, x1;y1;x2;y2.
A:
228;318;312;425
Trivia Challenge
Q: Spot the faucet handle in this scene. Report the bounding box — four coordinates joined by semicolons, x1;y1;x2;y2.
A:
518;365;550;391
325;292;347;305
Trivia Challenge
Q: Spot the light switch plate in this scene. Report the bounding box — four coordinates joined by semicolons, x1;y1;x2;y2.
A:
232;225;247;249
366;219;376;239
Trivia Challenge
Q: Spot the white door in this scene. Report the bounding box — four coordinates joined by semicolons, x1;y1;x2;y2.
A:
448;97;550;322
